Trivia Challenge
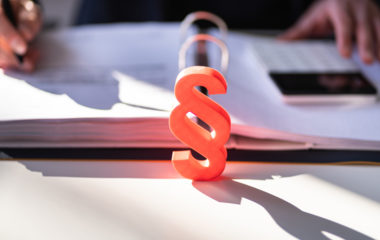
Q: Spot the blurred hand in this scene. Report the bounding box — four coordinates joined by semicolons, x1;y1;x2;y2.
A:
0;0;42;72
279;0;380;64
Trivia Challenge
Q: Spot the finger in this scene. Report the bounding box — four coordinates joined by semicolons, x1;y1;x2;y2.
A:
279;16;321;40
279;14;318;40
327;0;353;58
279;24;312;40
0;53;17;69
0;8;27;55
0;35;20;68
0;50;18;69
18;16;35;41
17;2;42;41
353;1;375;64
279;1;326;40
20;47;39;72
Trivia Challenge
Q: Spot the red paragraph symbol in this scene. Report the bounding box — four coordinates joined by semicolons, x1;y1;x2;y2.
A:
169;66;231;181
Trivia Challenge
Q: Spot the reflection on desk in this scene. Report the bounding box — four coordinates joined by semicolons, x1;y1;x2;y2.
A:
0;160;379;240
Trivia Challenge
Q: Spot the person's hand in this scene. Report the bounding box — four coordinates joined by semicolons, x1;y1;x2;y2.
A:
0;0;42;72
279;0;380;64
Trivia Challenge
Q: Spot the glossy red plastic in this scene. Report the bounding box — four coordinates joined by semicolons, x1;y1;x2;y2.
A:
169;66;231;181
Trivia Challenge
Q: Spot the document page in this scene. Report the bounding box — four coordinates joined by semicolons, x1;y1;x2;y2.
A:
208;31;380;145
5;23;182;112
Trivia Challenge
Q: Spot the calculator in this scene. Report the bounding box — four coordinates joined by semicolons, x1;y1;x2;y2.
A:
250;39;377;104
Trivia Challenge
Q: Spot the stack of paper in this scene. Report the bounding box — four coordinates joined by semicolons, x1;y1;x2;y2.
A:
0;69;175;147
1;23;380;151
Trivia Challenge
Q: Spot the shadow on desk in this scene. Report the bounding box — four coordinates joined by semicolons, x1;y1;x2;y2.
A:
18;159;380;202
16;160;378;240
12;159;379;240
194;177;374;240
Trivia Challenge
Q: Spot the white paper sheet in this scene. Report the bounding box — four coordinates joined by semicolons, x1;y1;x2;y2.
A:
2;24;380;149
209;31;380;145
0;72;170;120
5;23;181;111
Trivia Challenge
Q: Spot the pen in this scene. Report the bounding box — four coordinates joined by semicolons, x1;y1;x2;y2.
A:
2;0;24;63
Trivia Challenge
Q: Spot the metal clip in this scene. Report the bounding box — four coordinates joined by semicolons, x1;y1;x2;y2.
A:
179;11;228;44
179;34;229;76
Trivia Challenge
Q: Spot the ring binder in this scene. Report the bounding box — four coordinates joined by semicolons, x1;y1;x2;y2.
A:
179;11;228;44
178;12;230;132
179;11;229;75
178;34;229;76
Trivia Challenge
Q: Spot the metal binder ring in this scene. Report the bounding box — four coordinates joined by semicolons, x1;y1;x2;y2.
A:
180;11;228;44
179;34;229;76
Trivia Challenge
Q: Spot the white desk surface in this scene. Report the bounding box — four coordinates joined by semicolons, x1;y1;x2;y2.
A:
0;160;379;240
